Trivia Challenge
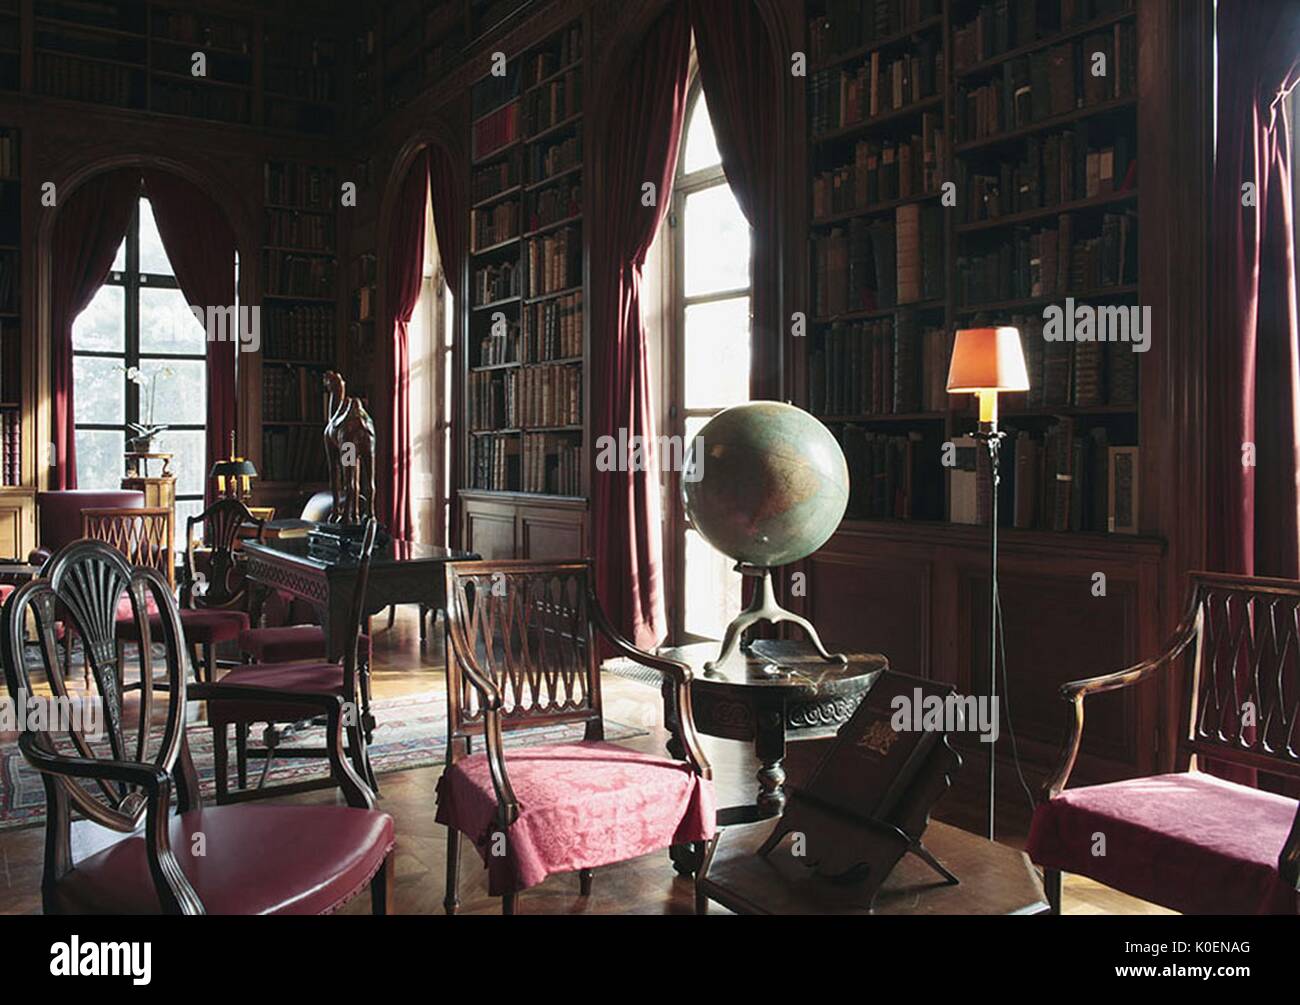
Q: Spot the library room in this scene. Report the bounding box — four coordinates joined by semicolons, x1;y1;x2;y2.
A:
0;0;1291;976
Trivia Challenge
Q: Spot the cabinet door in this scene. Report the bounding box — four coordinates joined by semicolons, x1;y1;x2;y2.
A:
519;505;587;560
0;501;27;560
462;498;516;559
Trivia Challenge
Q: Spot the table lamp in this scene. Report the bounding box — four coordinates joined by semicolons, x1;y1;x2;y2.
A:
210;431;258;502
946;327;1029;841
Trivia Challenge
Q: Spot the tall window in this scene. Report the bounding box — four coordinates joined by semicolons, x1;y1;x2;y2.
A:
72;193;209;529
664;83;752;642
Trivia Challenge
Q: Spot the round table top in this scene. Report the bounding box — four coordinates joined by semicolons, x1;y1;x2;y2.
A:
610;639;887;702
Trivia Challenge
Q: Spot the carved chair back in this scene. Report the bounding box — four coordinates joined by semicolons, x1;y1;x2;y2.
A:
1177;572;1300;782
0;541;201;904
181;498;264;611
443;560;605;757
82;506;176;588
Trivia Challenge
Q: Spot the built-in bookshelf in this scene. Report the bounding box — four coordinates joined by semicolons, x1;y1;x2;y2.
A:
0;1;20;92
0;124;20;487
263;23;338;134
260;159;338;488
465;18;584;500
805;0;1140;536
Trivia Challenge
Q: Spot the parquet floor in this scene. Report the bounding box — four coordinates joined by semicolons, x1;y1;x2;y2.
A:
0;609;1171;915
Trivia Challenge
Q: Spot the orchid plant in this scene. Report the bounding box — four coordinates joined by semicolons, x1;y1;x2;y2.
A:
119;364;175;449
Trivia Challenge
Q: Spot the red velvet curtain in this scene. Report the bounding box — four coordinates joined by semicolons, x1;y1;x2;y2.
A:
141;170;237;507
50;171;139;489
1209;1;1300;580
379;150;429;541
429;143;466;547
689;0;782;400
592;2;693;648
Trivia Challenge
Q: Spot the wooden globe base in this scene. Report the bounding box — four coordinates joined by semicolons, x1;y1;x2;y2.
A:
705;564;848;672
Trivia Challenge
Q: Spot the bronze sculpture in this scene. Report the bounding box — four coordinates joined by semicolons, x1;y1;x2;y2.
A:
323;370;376;526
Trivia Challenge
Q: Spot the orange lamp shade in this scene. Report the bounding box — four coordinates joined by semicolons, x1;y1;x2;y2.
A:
946;327;1030;393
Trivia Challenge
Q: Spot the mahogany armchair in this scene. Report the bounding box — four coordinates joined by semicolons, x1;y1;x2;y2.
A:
0;540;393;914
82;506;175;588
1029;571;1300;914
437;559;715;914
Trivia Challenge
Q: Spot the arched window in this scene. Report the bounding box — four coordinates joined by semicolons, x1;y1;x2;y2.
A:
662;80;752;643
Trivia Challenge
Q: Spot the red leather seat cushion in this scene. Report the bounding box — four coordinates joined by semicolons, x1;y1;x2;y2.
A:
0;583;13;603
207;661;345;723
118;608;250;644
51;804;393;915
436;740;716;895
238;625;371;663
1026;772;1299;914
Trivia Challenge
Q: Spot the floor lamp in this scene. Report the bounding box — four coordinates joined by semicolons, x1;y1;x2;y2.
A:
946;327;1029;841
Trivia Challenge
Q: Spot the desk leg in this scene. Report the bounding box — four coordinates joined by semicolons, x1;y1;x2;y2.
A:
754;711;788;818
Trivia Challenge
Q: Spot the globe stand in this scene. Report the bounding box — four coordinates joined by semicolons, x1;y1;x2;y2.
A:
706;564;848;672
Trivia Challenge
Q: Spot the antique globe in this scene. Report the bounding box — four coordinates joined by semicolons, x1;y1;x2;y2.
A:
683;401;849;668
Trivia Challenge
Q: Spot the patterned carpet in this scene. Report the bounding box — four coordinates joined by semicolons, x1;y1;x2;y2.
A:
0;689;645;831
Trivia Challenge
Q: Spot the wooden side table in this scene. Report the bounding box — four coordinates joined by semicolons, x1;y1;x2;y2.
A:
122;452;177;554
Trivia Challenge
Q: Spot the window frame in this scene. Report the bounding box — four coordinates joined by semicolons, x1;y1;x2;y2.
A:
72;192;208;516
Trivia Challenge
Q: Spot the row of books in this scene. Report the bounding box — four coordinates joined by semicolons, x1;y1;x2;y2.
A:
527;225;581;298
522;70;580;136
261;425;329;484
523;290;583;361
0;253;16;313
262;304;336;362
476;324;521;367
810;40;943;136
0;132;15;177
472;152;519;204
473;101;520;161
955;209;1137;305
1002;311;1138;408
469;433;519;492
471;58;520;119
262;365;327;423
530;181;580;231
957;25;1137;143
468;363;581;430
0;409;19;486
953;0;1134;72
808;0;942;65
837;427;944;521
152;9;252;53
152;80;251;124
526;24;582;87
809;315;951;417
813;204;943;316
812;118;944;220
522;432;580;496
472;198;520;251
264;162;336;210
473;259;522;307
950;423;1135;533
35;54;139;107
265;207;335;251
959;128;1134;222
530;134;581;182
265;64;336;104
263;251;336;299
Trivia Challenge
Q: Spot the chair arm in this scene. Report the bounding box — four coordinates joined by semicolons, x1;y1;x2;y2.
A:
27;548;51;569
191;683;375;810
17;734;204;914
1042;601;1201;800
588;591;712;780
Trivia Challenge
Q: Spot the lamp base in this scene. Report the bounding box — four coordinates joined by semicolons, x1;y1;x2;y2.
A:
706;564;847;672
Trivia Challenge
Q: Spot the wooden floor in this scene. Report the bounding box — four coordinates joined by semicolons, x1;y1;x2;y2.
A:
0;610;1171;915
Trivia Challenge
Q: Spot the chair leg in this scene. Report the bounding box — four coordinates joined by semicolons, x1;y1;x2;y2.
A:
695;882;709;916
202;642;216;684
444;829;461;915
371;852;394;916
1044;868;1062;915
579;868;593;896
387;605;396;629
213;723;229;804
235;722;249;789
419;605;429;649
502;893;517;915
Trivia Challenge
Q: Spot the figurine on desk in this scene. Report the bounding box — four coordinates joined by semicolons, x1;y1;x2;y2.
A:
310;371;388;561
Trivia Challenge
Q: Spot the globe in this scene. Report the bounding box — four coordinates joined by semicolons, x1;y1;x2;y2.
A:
683;402;850;569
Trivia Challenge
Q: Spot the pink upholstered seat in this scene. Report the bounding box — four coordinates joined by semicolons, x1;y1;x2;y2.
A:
436;740;716;895
119;607;249;644
1027;772;1300;915
238;624;371;664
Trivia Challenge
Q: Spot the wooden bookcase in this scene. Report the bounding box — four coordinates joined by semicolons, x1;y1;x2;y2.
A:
256;157;340;503
0;120;32;557
459;15;587;560
806;0;1139;536
0;1;19;92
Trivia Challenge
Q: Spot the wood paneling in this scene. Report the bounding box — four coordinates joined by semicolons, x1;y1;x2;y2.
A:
461;496;516;559
519;503;586;560
0;494;31;559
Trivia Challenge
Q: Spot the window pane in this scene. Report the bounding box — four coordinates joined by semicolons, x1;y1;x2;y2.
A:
75;429;124;489
111;237;126;273
140;286;206;355
176;498;204;543
684;184;750;297
157;429;205;496
138;198;172;277
72;284;125;352
684;528;742;640
140;358;205;426
684;297;750;409
73;356;125;424
682;93;722;174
